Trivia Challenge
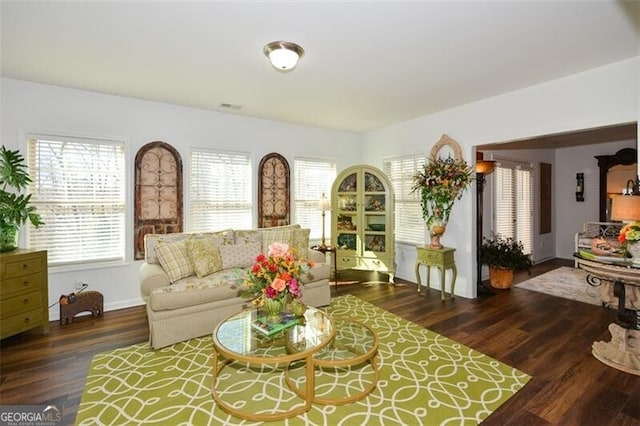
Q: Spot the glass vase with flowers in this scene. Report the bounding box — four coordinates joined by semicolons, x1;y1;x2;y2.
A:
243;242;313;324
618;221;640;265
411;156;473;248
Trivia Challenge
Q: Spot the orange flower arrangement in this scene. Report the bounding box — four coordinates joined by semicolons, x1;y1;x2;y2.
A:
618;221;640;247
243;242;313;304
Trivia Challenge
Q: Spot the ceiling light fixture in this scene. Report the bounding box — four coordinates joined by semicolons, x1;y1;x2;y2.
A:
263;41;305;72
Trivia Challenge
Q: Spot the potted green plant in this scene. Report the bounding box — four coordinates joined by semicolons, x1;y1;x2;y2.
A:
0;145;43;252
480;234;532;289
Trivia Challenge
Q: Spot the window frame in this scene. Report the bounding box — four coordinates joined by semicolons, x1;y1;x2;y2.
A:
292;157;337;241
24;132;129;269
491;158;533;255
188;147;253;232
383;154;427;245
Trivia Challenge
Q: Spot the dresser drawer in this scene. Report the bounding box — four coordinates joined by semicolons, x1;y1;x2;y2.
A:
1;255;46;279
1;272;45;298
337;256;358;269
358;257;391;272
1;291;43;319
0;308;44;339
416;247;455;264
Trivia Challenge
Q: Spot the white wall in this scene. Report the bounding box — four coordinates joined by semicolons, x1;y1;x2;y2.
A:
363;57;639;298
2;56;638;313
1;78;363;320
555;140;636;258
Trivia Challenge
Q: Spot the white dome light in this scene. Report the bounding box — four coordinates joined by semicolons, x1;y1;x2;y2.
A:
263;41;305;72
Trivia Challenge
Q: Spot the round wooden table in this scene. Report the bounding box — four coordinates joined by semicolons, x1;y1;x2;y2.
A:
575;255;640;376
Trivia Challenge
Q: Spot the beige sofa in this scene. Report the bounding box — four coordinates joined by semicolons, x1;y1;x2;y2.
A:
139;224;331;349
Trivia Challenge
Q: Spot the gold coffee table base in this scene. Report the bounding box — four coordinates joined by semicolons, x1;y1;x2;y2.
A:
211;310;378;421
284;318;380;406
211;350;315;422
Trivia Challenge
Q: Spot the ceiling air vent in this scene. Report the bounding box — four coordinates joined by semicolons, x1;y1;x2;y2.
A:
219;103;242;110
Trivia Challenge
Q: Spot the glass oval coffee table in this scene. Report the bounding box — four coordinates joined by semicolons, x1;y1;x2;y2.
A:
284;316;379;406
212;307;335;421
211;307;379;421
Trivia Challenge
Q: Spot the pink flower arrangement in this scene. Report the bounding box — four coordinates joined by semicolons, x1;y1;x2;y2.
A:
244;242;313;304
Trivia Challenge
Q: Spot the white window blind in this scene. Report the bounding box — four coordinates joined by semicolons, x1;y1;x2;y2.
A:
189;149;252;232
293;158;336;240
383;155;426;245
26;135;126;266
492;160;533;255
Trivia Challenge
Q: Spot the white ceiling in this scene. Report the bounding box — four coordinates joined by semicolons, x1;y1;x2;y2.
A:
1;1;638;133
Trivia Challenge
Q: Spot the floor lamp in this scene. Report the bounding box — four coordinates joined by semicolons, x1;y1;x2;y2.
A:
320;193;331;249
476;160;496;296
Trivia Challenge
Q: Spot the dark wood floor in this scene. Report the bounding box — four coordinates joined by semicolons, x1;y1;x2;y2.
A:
1;259;639;425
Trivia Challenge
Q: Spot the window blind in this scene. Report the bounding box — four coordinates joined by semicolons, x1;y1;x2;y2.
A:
383;155;426;245
189;149;252;232
492;160;533;255
26;136;126;266
293;158;336;240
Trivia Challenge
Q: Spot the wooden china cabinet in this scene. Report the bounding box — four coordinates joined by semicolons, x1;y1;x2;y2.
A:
331;165;395;282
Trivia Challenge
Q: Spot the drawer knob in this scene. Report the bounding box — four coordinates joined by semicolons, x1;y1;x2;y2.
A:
23;298;29;305
24;317;30;323
23;280;29;286
22;263;28;269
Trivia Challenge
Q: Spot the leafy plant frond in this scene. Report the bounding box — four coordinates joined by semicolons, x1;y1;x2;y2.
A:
0;145;43;229
0;146;32;192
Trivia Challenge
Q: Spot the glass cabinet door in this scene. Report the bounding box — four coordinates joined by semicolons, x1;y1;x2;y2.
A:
363;172;387;255
336;173;358;252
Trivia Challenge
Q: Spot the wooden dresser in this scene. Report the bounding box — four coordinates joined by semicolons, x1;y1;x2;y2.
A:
0;249;49;339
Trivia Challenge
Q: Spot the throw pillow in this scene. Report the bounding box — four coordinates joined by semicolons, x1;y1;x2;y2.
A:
144;233;187;265
290;228;310;260
186;238;223;278
156;240;193;283
219;242;262;269
234;230;263;245
260;224;300;252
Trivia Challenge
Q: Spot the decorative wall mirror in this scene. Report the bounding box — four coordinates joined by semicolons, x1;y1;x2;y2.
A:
134;141;183;260
258;152;290;228
430;134;463;160
595;147;637;222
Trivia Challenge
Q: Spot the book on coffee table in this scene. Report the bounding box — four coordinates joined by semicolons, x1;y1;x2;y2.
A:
252;315;299;336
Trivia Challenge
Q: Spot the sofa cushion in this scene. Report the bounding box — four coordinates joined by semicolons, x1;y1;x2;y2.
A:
148;269;247;311
220;241;262;269
186;238;223;278
156;240;193;283
147;263;328;311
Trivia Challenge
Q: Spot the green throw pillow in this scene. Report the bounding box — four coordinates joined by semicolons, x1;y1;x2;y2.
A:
186;238;223;278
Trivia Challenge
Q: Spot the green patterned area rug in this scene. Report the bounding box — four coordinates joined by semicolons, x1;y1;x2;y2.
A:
76;295;530;425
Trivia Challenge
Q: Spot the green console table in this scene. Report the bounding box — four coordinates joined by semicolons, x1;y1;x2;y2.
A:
415;246;457;300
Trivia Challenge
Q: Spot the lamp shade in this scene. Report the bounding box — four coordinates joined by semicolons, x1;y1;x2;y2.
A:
476;160;496;174
263;41;304;71
320;193;331;211
611;195;640;221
